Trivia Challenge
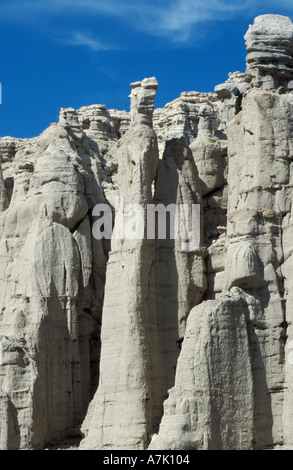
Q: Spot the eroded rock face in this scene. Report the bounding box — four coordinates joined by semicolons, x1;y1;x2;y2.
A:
149;288;257;450
80;78;161;450
0;117;109;449
245;14;293;90
150;73;293;448
1;14;293;450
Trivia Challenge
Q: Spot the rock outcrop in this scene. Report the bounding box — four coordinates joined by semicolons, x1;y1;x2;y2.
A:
149;288;257;450
1;14;293;450
245;14;293;90
0;114;109;449
80;78;162;450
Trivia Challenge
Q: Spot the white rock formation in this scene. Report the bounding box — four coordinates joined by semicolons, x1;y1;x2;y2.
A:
149;288;257;450
1;14;293;451
80;77;161;450
245;14;293;90
0;115;109;449
149;14;293;450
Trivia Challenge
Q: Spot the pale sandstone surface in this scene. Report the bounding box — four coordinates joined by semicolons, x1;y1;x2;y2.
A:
1;15;293;450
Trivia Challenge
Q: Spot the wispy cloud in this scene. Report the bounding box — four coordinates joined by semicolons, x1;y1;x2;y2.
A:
139;0;254;42
63;31;112;52
0;0;292;45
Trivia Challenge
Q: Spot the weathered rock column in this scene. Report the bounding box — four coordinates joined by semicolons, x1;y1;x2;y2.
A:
80;78;161;449
149;288;256;450
245;15;293;90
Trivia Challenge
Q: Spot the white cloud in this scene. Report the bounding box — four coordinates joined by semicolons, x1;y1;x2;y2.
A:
0;0;292;45
63;32;112;52
138;0;254;41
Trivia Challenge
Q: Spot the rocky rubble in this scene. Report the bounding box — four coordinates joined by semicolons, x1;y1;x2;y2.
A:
1;14;293;450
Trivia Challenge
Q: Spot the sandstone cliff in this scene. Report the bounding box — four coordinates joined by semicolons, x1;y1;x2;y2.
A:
1;14;293;450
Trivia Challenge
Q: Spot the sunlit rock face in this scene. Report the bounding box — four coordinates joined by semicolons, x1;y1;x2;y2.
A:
245;14;293;90
1;14;293;451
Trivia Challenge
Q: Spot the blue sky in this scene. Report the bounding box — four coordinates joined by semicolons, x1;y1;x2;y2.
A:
1;0;293;138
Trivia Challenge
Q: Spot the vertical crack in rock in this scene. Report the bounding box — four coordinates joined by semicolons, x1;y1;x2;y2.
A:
190;101;228;301
153;137;206;404
0;156;8;213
